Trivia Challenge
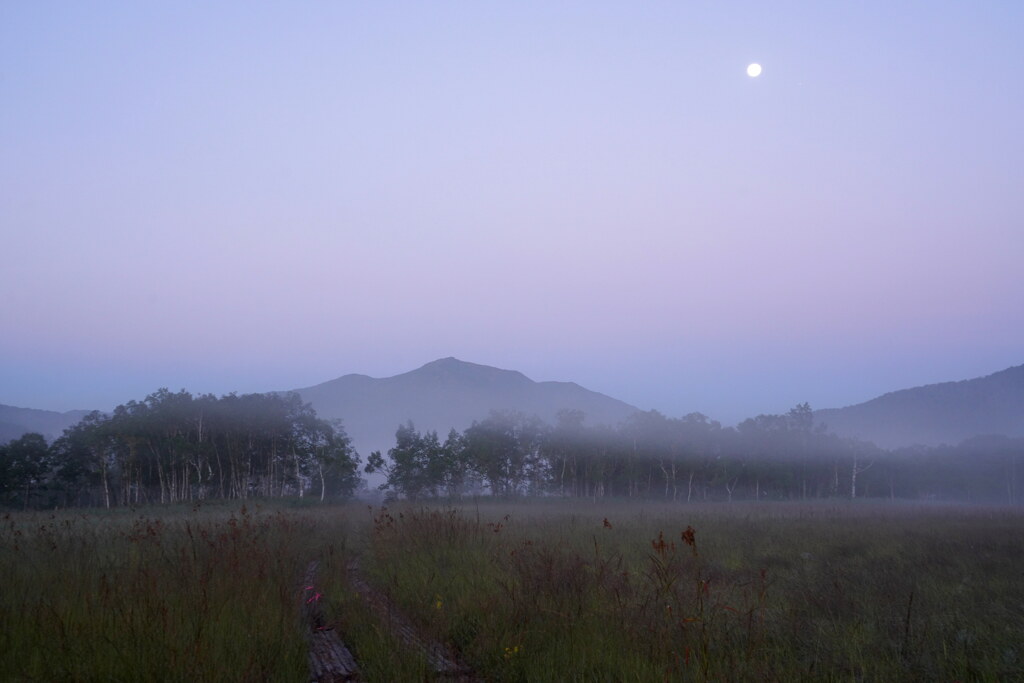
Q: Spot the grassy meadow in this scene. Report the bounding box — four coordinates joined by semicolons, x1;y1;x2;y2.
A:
2;499;1022;681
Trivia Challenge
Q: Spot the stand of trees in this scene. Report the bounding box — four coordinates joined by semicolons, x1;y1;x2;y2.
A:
0;389;361;509
5;397;1022;509
365;405;1024;505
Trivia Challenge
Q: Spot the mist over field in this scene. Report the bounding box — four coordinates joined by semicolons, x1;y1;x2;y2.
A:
2;356;1021;510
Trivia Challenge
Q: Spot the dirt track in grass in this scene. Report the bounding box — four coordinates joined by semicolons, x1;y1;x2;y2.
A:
303;558;480;682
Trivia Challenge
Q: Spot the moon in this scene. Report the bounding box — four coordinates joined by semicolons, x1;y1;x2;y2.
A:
746;63;762;78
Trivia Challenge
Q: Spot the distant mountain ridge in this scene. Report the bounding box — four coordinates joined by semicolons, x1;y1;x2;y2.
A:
5;360;1022;454
288;357;640;458
0;404;92;444
814;364;1024;448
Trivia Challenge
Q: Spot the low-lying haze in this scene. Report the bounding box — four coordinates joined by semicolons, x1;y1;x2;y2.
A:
2;3;1021;422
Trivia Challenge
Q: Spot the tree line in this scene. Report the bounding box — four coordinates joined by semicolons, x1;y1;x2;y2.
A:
365;404;1024;505
3;396;1022;509
0;389;360;509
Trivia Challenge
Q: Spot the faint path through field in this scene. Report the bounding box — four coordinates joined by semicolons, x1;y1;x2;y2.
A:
301;558;480;682
345;557;481;681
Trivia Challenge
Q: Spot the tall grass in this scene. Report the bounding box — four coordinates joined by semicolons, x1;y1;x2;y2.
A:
342;500;1024;681
2;499;1021;681
0;503;334;681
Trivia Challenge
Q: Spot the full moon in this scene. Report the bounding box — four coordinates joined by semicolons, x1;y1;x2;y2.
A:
747;63;762;77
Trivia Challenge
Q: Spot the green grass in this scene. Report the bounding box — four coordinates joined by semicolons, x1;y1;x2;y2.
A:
0;503;318;681
2;499;1022;681
343;500;1024;681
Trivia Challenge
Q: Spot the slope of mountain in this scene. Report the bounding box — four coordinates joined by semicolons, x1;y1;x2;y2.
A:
814;364;1024;448
0;404;92;444
289;357;640;457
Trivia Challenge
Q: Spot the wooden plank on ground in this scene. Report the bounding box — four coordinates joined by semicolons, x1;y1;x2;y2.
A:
303;560;360;682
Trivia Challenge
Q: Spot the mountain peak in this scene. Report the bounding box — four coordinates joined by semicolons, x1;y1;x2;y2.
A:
426;356;459;365
291;358;639;458
417;356;504;371
404;357;532;386
417;356;476;372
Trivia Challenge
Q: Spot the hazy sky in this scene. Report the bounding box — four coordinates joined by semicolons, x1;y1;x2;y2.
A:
2;2;1022;424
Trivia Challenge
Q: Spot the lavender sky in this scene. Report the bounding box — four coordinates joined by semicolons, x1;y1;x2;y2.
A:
2;2;1022;424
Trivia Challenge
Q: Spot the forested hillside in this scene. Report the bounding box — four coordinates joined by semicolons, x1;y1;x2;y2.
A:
0;404;92;443
815;364;1024;447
